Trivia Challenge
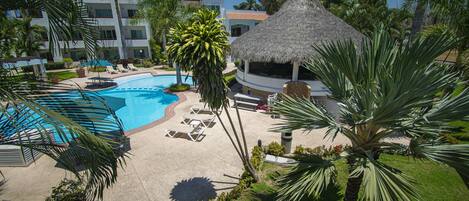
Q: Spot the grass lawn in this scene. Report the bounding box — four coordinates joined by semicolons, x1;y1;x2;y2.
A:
88;66;107;72
47;71;78;81
239;154;469;201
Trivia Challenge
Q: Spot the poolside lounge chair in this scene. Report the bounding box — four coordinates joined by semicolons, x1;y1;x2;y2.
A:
117;64;128;73
165;124;206;141
190;103;219;115
106;66;118;74
128;63;138;71
182;113;216;127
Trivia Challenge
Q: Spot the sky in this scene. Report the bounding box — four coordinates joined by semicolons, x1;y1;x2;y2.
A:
223;0;404;11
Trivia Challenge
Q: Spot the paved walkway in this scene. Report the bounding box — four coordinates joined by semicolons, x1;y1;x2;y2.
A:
0;68;406;200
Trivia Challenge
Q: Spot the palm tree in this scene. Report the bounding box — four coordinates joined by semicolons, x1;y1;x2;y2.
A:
167;9;260;181
1;0;98;59
259;0;286;15
136;0;194;85
273;27;469;201
15;17;47;56
0;15;18;59
113;0;128;60
409;0;428;36
234;0;263;11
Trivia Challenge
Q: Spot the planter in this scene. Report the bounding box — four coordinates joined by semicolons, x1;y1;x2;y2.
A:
76;68;86;78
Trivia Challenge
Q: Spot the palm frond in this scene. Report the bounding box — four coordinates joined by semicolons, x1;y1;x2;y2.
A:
271;95;339;136
276;155;337;201
0;77;127;200
355;158;419;201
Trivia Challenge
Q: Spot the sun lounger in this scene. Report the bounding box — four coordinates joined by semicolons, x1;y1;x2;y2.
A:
182;113;216;127
106;66;118;74
165;124;206;141
117;64;128;73
128;63;138;71
190;103;219;115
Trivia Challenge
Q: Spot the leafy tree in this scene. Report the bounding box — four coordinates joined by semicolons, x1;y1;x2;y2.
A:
327;0;412;40
167;9;260;181
273;27;469;201
0;15;18;59
15;17;47;56
0;0;98;59
136;0;195;84
234;0;263;11
259;0;285;15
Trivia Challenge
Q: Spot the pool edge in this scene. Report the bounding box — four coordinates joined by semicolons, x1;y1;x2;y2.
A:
123;91;188;136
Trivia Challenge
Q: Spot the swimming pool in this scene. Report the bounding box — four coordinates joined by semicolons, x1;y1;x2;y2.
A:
97;74;193;131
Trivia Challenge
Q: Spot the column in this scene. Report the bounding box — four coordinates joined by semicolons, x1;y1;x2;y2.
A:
292;61;299;81
144;22;152;59
244;60;249;81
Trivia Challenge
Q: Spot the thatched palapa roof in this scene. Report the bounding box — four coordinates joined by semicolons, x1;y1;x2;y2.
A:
231;0;365;64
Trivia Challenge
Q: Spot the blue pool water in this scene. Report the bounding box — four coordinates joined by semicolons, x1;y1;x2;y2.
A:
97;74;193;131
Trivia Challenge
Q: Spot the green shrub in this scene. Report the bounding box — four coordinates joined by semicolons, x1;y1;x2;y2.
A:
251;146;264;170
46;178;86;201
88;66;107;72
168;83;191;92
234;60;240;67
216;171;254;201
265;141;284;156
293;145;345;158
63;58;73;63
142;59;154;68
45;62;66;70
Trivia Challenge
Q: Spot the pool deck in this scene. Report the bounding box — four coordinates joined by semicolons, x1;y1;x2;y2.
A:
0;66;406;200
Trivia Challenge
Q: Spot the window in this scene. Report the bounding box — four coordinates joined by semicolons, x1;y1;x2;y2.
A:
231;25;249;37
99;30;117;40
95;9;113;18
130;30;145;39
127;9;137;18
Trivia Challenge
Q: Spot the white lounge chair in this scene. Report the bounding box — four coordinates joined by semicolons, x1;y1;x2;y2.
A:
182;113;216;127
165;124;206;141
106;66;118;74
128;63;138;71
190;103;219;115
117;64;128;73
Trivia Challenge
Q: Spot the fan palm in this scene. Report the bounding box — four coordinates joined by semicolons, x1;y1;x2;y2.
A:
167;9;260;181
0;0;98;58
273;27;469;201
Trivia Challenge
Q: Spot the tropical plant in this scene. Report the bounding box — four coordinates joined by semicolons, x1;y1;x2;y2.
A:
272;27;469;201
259;0;285;15
234;0;264;11
0;15;18;59
1;0;98;58
15;17;47;56
0;72;127;200
136;0;195;85
46;178;86;201
167;9;260;181
327;0;412;40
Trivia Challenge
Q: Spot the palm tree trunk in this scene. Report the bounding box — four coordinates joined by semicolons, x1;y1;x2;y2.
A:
344;173;363;201
175;63;182;85
114;0;127;60
410;0;427;36
344;157;363;201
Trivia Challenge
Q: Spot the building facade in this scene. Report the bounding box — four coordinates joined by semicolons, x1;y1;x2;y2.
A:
4;0;267;62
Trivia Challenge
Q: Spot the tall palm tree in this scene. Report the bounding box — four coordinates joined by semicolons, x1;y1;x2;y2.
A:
137;0;193;85
167;9;260;181
113;0;128;60
234;0;263;11
1;0;98;59
15;17;47;56
259;0;286;15
273;27;469;201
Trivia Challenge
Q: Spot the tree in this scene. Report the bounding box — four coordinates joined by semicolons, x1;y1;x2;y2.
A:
409;0;428;36
15;17;47;56
114;0;128;60
273;27;469;201
1;0;98;59
167;9;260;181
136;0;194;85
327;0;412;40
259;0;285;15
234;0;263;11
0;15;18;59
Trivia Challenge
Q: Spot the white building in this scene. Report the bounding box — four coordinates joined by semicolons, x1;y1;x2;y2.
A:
5;0;267;62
